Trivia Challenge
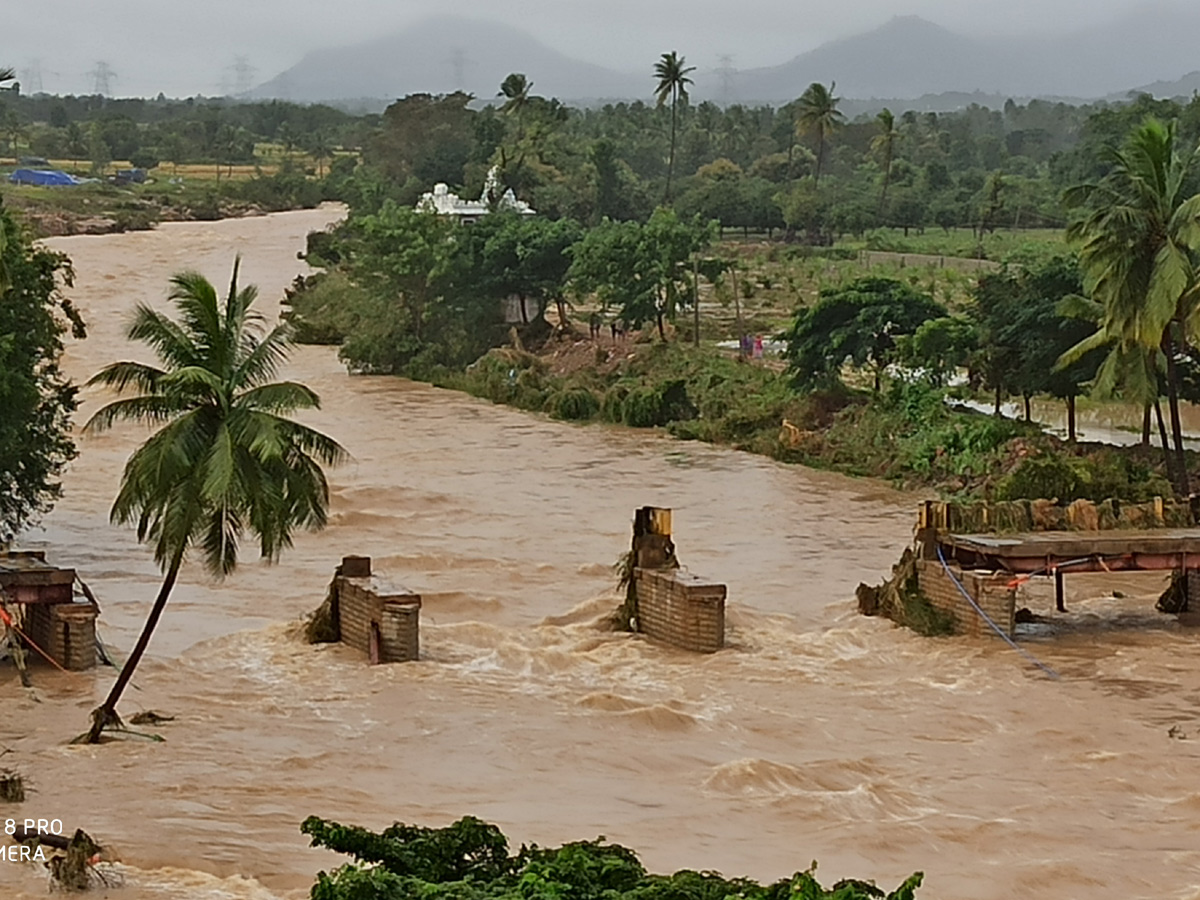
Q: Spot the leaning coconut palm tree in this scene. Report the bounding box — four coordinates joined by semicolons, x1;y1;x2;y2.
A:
795;82;844;188
1060;117;1200;495
80;259;347;743
653;51;696;204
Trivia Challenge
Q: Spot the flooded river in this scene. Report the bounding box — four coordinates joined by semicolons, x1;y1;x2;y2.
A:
5;208;1200;899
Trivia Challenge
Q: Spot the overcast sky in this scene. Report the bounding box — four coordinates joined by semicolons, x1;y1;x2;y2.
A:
1;0;1187;97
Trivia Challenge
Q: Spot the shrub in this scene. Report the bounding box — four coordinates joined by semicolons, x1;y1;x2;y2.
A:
621;386;663;427
997;451;1172;503
600;384;631;422
547;388;600;421
301;815;925;900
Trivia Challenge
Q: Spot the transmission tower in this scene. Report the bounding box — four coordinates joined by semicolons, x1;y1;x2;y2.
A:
88;61;116;96
20;59;43;94
716;55;737;105
230;56;257;95
447;48;475;92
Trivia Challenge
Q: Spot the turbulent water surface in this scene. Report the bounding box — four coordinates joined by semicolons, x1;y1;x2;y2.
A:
4;208;1200;899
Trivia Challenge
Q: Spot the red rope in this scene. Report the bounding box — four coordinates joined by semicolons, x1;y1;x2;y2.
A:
0;600;72;674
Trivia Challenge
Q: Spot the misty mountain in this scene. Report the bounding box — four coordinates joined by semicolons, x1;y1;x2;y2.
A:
249;16;647;104
726;11;1200;103
252;10;1200;108
1125;71;1200;100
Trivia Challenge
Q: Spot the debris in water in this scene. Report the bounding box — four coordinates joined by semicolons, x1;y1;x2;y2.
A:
1168;725;1188;740
46;828;109;892
129;710;174;726
0;768;24;802
305;569;342;644
1156;573;1188;614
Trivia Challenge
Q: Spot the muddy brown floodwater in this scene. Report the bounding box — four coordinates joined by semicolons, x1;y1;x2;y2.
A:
5;207;1200;899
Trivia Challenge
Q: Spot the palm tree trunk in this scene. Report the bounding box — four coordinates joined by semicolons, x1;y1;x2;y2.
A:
1066;394;1077;442
1142;403;1152;446
731;266;745;358
1155;398;1178;494
814;126;825;188
878;151;892;217
85;546;185;743
1164;330;1190;495
665;90;677;204
692;257;700;348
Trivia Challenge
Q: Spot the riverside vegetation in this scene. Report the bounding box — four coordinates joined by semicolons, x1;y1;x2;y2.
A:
284;117;1200;505
301;815;924;900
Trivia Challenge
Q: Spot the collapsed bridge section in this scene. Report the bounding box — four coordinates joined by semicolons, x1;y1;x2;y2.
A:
860;498;1200;638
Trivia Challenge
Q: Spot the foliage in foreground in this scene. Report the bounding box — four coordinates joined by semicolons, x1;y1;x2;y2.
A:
301;815;924;900
0;199;84;542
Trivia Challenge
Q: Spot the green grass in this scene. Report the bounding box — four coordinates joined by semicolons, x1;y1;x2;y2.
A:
836;226;1066;261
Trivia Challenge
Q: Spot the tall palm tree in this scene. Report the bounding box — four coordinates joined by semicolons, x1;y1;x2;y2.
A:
80;260;347;743
795;82;844;188
653;51;696;204
871;108;901;216
1060;117;1200;495
498;73;532;121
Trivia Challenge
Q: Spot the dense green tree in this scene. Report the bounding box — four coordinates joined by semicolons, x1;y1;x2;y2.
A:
974;256;1100;437
653;52;695;204
81;261;346;742
456;213;582;326
342;202;457;370
783;277;945;390
569;208;714;338
0;202;85;543
899;316;978;386
367;93;476;186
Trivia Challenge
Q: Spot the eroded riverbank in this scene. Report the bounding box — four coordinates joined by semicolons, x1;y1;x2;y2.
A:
4;209;1200;900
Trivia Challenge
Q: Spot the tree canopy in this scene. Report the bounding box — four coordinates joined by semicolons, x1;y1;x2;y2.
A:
0;200;84;543
782;276;945;390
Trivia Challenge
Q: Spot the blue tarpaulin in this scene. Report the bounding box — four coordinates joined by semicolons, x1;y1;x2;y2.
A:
8;168;83;186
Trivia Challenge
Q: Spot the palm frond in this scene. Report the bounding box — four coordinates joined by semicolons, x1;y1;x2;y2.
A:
84;395;184;433
85;360;167;395
233;321;293;389
126;303;200;370
237;381;321;414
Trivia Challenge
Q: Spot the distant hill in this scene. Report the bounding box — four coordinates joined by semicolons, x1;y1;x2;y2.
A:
249;15;647;104
252;11;1200;107
1124;71;1200;100
717;11;1200;103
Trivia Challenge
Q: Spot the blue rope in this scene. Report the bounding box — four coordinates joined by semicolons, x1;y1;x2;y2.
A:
935;545;1060;681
